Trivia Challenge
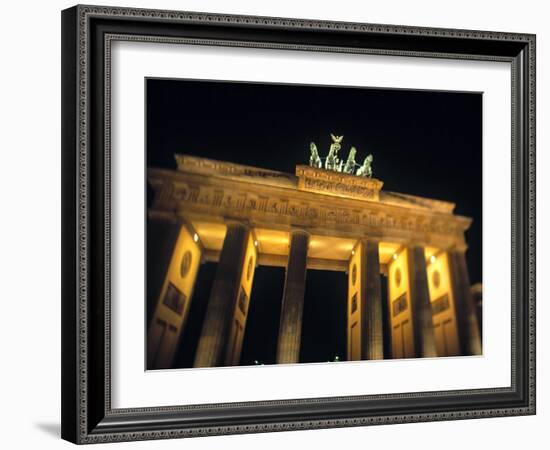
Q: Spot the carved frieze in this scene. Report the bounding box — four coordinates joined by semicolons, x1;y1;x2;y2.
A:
296;165;384;202
150;175;468;244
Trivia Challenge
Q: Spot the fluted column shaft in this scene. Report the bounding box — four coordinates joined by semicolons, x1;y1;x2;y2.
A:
276;230;309;364
448;250;482;356
361;240;384;360
194;223;249;367
408;246;437;358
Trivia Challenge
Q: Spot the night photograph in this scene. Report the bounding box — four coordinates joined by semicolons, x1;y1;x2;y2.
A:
145;78;483;370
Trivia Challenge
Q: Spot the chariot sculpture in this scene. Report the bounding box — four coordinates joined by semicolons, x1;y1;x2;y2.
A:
309;134;374;178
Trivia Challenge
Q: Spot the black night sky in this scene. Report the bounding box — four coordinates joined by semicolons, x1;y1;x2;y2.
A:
146;78;482;367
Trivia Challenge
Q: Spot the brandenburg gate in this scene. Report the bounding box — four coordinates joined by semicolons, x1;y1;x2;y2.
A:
147;154;481;369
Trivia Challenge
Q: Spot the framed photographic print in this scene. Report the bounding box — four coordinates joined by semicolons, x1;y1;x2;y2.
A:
61;4;536;444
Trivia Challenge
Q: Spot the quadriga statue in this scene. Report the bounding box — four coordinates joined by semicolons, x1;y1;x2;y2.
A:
356;154;373;178
325;135;343;171
343;147;357;174
307;133;373;178
309;142;322;168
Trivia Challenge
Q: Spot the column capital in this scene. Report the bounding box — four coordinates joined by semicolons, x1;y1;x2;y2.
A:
223;218;251;229
288;227;311;238
451;244;469;253
360;237;381;245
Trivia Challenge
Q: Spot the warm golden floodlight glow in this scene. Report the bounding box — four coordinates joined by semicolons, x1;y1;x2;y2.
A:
147;154;480;371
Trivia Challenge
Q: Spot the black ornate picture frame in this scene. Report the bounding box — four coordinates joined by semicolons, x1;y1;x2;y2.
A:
61;5;536;444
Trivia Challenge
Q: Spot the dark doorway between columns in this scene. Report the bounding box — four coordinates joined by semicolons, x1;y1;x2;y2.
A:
301;270;347;363
173;262;217;369
240;266;285;366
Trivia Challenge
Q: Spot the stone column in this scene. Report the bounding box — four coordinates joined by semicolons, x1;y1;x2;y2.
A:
193;223;249;368
471;283;483;339
448;250;482;356
146;220;180;326
348;240;383;361
407;246;437;358
147;223;202;369
224;234;258;366
362;240;384;360
276;230;310;364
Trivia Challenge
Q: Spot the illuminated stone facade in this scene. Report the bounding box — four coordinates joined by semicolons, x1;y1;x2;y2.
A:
147;154;481;368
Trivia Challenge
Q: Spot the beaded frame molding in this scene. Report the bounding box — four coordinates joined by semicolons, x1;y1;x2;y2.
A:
61;4;536;444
